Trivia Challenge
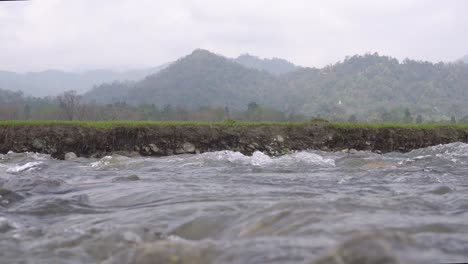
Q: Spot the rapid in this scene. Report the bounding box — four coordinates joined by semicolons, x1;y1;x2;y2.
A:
1;143;468;263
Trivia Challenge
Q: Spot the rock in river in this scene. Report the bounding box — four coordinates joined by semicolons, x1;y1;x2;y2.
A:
64;152;78;160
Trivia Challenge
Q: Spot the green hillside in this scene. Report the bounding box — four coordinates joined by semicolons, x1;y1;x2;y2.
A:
84;50;468;121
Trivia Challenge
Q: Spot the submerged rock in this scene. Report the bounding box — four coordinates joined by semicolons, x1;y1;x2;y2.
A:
112;175;141;183
105;240;218;264
311;232;434;264
0;217;17;233
0;188;23;207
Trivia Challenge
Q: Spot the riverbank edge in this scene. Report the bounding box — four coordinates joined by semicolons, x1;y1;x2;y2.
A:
1;123;467;159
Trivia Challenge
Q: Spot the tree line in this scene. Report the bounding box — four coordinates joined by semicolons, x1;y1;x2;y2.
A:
1;88;467;123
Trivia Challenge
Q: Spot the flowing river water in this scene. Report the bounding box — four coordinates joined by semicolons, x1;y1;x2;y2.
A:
1;143;468;264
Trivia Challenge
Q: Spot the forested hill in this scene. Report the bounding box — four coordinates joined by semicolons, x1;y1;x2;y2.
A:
233;54;299;75
84;50;468;120
85;49;284;111
283;54;468;120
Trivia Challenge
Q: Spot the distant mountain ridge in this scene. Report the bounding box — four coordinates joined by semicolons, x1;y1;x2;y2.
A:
233;54;300;75
460;54;468;63
85;49;283;110
84;49;468;120
0;64;168;97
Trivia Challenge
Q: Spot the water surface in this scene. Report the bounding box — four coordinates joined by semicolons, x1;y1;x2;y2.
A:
1;143;468;263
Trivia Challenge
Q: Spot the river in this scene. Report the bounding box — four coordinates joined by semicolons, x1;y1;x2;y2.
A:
1;143;467;263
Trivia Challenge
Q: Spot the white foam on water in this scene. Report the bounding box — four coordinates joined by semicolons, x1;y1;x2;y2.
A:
405;142;468;165
26;152;50;161
276;152;336;167
250;151;274;166
6;161;43;173
198;150;335;168
90;156;113;168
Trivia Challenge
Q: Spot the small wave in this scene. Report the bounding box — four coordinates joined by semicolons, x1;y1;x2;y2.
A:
275;152;336;167
103;239;218;264
6;161;43;173
198;150;335;168
90;156;113;168
12;195;98;216
407;142;468;164
0;217;20;233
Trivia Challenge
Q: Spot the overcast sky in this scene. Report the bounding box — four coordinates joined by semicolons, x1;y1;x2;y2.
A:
0;0;467;72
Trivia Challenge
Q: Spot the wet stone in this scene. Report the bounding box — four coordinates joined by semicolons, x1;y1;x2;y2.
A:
142;146;151;155
182;142;196;153
274;135;285;143
63;137;75;145
32;139;45;150
246;144;256;152
175;148;185;155
149;144;160;154
64;152;78;160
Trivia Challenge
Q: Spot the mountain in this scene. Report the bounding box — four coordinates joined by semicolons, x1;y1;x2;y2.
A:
460;55;468;63
85;49;284;111
282;54;468;120
85;50;468;120
234;54;299;75
0;64;168;97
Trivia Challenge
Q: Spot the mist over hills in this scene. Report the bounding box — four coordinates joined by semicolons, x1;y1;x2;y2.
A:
0;65;168;97
233;54;300;75
460;55;468;64
84;49;468;120
2;48;468;121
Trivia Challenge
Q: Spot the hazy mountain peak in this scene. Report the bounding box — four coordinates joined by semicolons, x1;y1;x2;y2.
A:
460;54;468;63
234;54;299;75
188;49;219;57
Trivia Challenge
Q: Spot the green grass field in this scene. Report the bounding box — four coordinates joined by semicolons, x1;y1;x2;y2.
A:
0;120;467;129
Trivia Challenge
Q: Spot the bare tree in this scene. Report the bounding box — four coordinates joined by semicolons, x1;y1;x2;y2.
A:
57;90;81;120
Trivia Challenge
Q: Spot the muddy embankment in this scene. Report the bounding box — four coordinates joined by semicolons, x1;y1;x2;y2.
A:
1;123;468;159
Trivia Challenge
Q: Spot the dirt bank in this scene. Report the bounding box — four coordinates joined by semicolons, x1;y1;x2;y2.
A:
1;123;467;159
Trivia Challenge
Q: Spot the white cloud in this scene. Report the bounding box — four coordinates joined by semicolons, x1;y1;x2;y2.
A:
0;6;7;19
0;0;467;72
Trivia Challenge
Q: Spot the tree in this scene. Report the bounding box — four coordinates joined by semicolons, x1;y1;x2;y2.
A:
247;102;259;111
57;90;81;120
403;108;413;123
224;106;230;118
451;116;457;124
23;104;31;120
415;115;423;124
348;114;358;123
460;115;468;124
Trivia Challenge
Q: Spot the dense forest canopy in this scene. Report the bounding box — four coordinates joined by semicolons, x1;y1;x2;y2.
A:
2;49;468;123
